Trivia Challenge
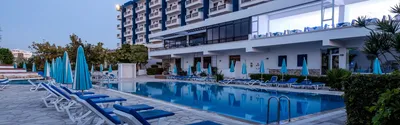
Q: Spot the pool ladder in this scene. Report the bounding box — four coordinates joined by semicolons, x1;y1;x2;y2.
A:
266;96;291;124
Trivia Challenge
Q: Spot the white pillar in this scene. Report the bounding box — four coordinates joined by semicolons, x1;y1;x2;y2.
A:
339;47;348;69
338;5;345;23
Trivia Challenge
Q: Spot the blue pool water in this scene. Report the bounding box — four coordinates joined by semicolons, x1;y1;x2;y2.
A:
107;82;344;123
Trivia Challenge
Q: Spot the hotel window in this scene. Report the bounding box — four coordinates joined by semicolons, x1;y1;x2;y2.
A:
278;55;287;67
297;54;308;67
203;57;211;68
229;55;240;67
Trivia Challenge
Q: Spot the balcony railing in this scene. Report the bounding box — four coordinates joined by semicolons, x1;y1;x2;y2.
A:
150;0;160;6
166;5;178;12
124;10;132;16
166;19;178;25
241;0;252;3
135;5;145;12
136;27;145;33
210;4;227;12
186;0;199;5
150;11;160;18
150;24;160;29
135;16;145;22
186;12;199;19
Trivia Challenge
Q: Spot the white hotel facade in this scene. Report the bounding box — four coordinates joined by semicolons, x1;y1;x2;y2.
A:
117;0;398;77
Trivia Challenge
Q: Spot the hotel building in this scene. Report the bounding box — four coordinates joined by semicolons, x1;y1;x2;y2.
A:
117;0;399;77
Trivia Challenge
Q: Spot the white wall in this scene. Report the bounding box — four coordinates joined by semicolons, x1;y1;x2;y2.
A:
172;42;322;76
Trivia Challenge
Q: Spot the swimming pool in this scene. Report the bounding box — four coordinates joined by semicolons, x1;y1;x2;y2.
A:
107;82;344;123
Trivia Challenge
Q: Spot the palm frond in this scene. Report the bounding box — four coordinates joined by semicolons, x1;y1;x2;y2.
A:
390;4;400;14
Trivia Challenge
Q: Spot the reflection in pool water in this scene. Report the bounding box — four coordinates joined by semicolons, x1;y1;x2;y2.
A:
107;82;344;123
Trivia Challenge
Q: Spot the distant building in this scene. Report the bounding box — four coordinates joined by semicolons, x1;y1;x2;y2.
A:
11;49;32;59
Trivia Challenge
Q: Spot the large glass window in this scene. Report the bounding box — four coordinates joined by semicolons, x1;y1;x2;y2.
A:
205;18;250;44
164;36;187;49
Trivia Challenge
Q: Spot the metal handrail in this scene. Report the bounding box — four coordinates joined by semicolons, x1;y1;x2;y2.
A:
266;96;291;124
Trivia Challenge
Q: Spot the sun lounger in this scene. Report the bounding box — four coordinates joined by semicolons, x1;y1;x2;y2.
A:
113;104;222;125
54;85;153;123
113;104;175;125
218;79;233;84
28;79;46;91
277;78;298;87
292;80;325;90
260;76;278;86
0;78;10;90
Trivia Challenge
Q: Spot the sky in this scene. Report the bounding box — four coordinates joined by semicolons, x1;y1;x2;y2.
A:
0;0;127;51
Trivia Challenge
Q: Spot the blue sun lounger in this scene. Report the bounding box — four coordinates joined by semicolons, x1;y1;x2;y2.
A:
260;76;278;86
277;78;298;87
291;80;326;90
50;84;153;123
0;78;10;90
113;104;222;125
113;104;175;125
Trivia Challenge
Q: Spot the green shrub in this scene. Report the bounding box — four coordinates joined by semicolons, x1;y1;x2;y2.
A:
199;71;207;77
146;68;163;75
369;88;400;125
150;64;158;68
215;71;224;82
343;74;400;125
249;74;328;85
326;69;351;90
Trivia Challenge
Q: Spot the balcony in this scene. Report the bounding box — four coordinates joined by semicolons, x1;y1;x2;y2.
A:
186;0;203;8
150;23;162;31
186;11;203;23
124;10;133;17
124;30;133;37
166;5;180;15
135;16;146;24
166;18;180;28
209;4;233;17
117;33;121;39
124;20;133;27
136;38;145;44
149;11;162;20
149;0;161;8
135;5;146;13
240;0;270;8
135;27;146;34
117;14;122;20
117;24;121;29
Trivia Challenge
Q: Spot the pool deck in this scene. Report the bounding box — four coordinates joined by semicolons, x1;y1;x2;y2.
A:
0;76;346;125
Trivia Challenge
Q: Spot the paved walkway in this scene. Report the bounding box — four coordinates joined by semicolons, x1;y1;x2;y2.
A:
0;78;347;125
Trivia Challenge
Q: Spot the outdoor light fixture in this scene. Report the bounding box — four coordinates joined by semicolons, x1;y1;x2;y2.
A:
115;4;121;11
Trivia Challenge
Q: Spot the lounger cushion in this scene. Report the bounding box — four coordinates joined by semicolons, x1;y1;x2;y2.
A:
104;104;154;114
114;104;175;125
85;98;121;124
81;94;109;99
60;86;94;95
90;97;126;103
188;121;222;125
138;110;175;120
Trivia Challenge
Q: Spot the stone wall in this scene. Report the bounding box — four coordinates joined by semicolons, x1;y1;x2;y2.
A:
269;69;321;76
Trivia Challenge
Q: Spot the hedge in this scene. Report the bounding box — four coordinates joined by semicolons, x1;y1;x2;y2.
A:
146;68;163;75
343;74;400;125
249;74;328;85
